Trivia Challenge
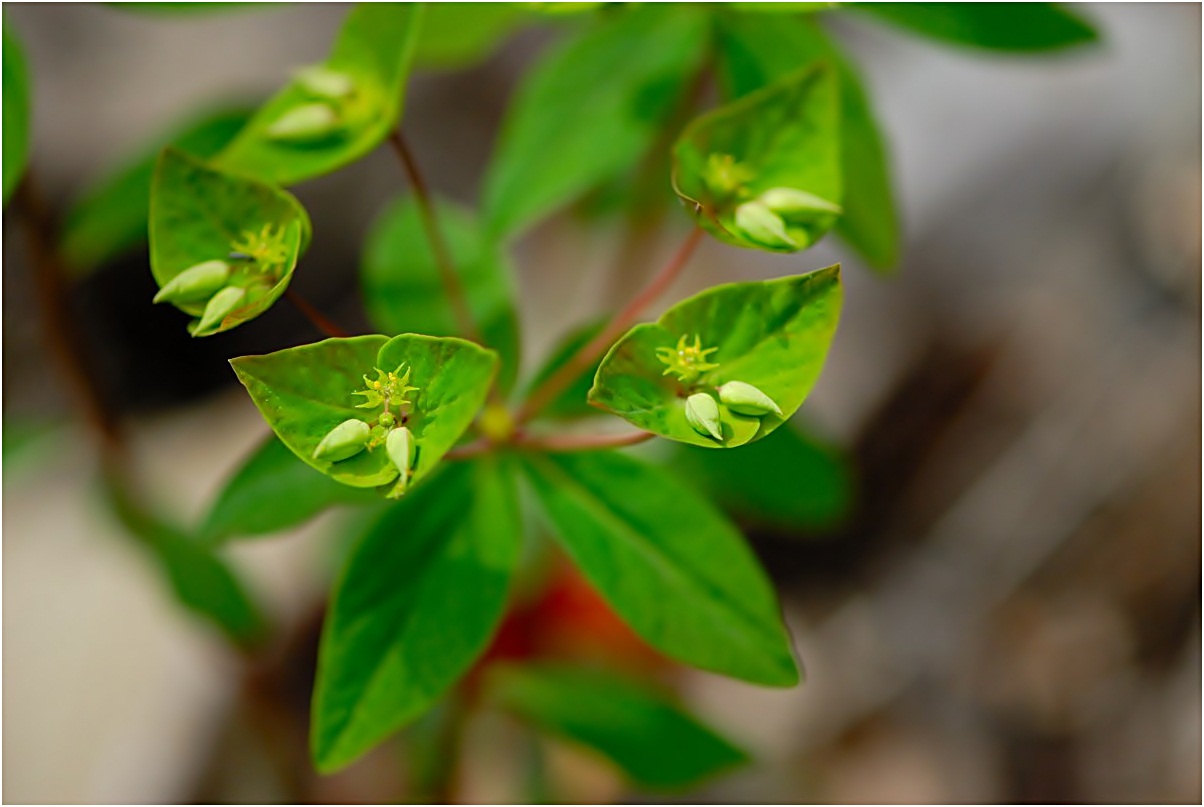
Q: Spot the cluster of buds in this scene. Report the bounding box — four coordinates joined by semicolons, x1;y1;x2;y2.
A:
153;224;291;335
657;333;784;444
266;64;357;144
313;363;421;496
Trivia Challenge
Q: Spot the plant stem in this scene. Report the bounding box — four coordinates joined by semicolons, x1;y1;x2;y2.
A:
284;288;349;339
515;225;705;425
387;130;483;345
518;429;654;453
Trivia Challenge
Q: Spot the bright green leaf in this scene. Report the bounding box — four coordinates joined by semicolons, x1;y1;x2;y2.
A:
413;3;526;69
230;334;497;495
521;450;800;686
149;147;309;336
101;470;267;648
214;3;421;185
717;13;899;269
361;196;520;392
589;266;842;449
200;435;378;545
312;457;521;772
3;18;31;204
728;2;836;12
521;318;605;420
853;3;1098;52
61;106;252;276
666;421;852;531
483;4;710;237
489;663;749;790
674;61;841;253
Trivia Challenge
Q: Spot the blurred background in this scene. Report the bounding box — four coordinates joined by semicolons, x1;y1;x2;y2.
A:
3;2;1200;803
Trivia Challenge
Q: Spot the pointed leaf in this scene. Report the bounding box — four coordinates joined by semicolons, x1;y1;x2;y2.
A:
149;148;310;336
589;266;842;448
61;105;253;276
489;663;749;790
362;196;520;392
312;457;522;772
230;334;497;494
483;4;710;237
413;3;526;69
521;318;606;420
214;3;421;185
717;13;899;269
853;3;1098;52
673;62;841;253
201;435;378;545
521;450;799;686
3;18;31;204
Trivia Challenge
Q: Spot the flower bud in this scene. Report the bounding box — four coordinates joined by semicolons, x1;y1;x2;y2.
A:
293;65;355;100
734;200;797;250
386;426;416;484
718;380;782;417
685;392;724;442
313;418;371;463
265;102;342;143
153;260;230;305
758;187;843;218
193;286;246;335
378;411;396;429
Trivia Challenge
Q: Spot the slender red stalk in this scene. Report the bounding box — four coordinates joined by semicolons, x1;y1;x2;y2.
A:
284;289;349;339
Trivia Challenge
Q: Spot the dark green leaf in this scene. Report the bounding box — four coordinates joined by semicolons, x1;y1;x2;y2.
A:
521;319;605;420
3;18;31;204
61;106;252;275
361;196;520;392
674;61;841;253
230;334;497;494
101;471;267;647
413;3;526;69
489;663;749;790
312;457;521;772
201;435;378;545
483;4;710;237
589;266;842;448
717;13;899;269
214;3;421;185
666;421;851;531
853;3;1098;52
150;148;310;336
521;450;799;686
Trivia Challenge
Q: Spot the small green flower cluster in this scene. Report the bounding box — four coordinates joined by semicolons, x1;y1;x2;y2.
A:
312;363;420;497
152;224;290;336
266;65;358;144
701;152;842;251
656;333;783;444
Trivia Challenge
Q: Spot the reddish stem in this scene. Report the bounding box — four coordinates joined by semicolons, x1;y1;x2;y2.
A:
284;288;348;339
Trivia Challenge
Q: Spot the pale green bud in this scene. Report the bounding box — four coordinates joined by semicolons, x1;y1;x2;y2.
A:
385;426;416;487
313;418;371;463
378;411;396;429
685;392;723;442
734;200;797;250
193;285;245;335
293;65;356;100
153;260;230;304
758;187;843;218
265;102;341;143
718;380;782;417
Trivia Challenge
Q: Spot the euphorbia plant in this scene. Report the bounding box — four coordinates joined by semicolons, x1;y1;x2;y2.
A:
4;1;1097;798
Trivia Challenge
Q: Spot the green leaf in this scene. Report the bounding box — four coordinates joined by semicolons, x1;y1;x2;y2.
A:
230;334;497;495
589;266;842;449
213;3;421;185
717;13;899;270
853;3;1098;52
673;61;841;253
413;3;526;70
489;663;749;790
101;470;267;648
361;196;520;392
60;106;252;276
3;18;31;204
666;422;851;531
312;457;521;772
483;4;710;237
521;319;605;420
521;450;799;686
149;148;309;336
200;435;378;545
728;2;836;12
